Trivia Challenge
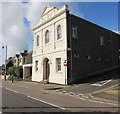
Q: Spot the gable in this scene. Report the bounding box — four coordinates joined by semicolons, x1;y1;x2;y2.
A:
42;6;55;16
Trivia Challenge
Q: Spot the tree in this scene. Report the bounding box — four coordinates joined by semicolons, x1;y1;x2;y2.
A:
7;67;15;76
14;67;23;78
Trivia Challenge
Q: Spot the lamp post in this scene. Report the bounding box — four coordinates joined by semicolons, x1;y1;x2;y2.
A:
2;45;7;81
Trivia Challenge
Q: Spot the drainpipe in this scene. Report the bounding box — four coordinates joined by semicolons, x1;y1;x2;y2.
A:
70;14;73;84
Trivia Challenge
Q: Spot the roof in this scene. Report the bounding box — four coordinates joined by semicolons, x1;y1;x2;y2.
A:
15;54;19;58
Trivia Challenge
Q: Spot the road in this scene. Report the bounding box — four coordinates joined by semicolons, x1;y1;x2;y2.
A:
2;80;119;113
2;88;65;113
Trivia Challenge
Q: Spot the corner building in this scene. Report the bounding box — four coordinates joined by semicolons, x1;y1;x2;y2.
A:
32;5;120;85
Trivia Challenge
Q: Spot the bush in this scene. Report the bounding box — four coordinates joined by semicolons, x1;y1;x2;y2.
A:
7;67;16;76
7;66;23;78
14;67;23;78
7;75;22;81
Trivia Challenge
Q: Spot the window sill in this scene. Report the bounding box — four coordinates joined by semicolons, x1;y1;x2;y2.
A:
56;71;62;73
55;39;63;43
43;42;52;46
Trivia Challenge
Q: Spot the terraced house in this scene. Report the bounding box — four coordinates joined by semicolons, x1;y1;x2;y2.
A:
32;5;120;85
13;50;32;80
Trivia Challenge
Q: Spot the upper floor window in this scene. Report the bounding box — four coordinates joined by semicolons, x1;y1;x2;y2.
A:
36;35;39;47
45;30;49;44
72;26;77;39
57;25;61;40
100;35;104;46
19;58;22;62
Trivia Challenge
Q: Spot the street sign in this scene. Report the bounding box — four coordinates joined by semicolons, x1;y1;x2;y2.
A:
64;61;67;66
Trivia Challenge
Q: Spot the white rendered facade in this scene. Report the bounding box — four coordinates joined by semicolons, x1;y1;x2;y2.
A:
32;5;69;85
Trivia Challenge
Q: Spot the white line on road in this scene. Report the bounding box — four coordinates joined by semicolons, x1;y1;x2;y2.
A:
5;88;19;94
91;79;112;87
27;96;66;110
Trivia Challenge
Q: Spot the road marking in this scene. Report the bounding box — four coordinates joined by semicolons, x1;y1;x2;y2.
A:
91;79;112;87
5;88;19;93
27;96;66;110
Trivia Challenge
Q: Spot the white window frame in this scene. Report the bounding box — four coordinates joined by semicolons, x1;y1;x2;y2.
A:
56;58;61;72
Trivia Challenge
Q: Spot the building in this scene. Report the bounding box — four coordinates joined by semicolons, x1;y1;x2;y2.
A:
13;50;32;80
14;50;28;67
14;54;20;67
23;51;33;80
32;5;120;85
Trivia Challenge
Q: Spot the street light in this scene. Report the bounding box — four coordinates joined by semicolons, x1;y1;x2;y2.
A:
2;45;7;81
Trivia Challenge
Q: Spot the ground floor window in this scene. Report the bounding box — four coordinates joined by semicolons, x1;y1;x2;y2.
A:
56;58;61;72
35;61;38;71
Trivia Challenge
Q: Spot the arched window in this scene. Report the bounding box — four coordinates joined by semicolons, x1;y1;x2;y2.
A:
36;35;39;46
45;30;49;44
57;25;61;40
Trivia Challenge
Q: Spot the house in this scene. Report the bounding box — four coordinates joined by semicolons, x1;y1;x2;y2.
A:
13;50;32;79
23;51;33;80
32;5;120;85
14;50;28;67
14;54;20;67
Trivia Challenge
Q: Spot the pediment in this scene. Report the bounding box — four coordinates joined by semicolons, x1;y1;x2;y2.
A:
42;6;55;16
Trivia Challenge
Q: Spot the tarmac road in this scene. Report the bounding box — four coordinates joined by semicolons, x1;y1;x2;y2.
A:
2;88;66;113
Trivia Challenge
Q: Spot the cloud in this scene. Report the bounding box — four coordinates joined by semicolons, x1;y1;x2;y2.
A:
2;2;29;58
1;1;85;61
1;2;51;60
0;1;88;65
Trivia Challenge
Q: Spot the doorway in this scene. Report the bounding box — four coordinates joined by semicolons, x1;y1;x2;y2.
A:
43;58;50;83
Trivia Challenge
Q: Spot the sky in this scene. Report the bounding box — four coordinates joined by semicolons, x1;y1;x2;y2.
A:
0;0;119;65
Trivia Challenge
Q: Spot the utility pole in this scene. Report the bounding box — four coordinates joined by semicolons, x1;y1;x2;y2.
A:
2;45;7;81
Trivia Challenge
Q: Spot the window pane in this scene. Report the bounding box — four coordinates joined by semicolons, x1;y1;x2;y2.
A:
35;61;38;71
100;35;104;46
45;30;49;44
57;25;61;40
56;58;61;71
72;26;77;39
37;35;39;46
